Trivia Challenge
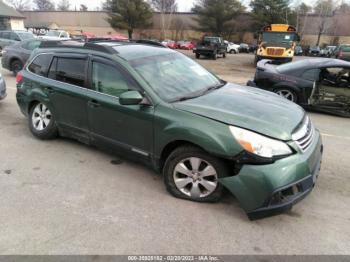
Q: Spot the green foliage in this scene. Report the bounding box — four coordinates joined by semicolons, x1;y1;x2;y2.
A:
57;0;70;11
191;0;244;36
106;0;153;39
250;0;292;29
33;0;55;10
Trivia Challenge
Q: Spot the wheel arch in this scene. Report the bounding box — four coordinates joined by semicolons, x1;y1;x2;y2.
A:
272;83;302;101
9;56;23;69
158;140;205;171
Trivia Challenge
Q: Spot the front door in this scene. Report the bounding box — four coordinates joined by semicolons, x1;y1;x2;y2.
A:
317;67;350;107
86;56;154;158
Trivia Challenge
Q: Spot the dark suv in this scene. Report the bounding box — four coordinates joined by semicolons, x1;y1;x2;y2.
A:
16;41;323;219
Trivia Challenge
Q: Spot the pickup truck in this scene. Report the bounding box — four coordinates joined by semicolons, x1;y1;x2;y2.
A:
193;36;227;60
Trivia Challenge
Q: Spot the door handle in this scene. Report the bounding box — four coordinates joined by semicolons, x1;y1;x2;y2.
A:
88;100;100;108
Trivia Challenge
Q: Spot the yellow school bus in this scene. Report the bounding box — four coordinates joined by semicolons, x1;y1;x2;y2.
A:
255;24;300;64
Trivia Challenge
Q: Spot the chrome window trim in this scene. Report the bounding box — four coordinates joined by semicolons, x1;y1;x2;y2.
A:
26;52;154;104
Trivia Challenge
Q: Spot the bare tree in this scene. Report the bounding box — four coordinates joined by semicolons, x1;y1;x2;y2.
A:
150;0;178;40
5;0;32;10
314;0;336;46
171;16;184;41
57;0;70;11
80;4;88;11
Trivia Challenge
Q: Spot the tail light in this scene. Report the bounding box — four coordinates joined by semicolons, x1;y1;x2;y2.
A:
339;50;343;58
16;72;23;84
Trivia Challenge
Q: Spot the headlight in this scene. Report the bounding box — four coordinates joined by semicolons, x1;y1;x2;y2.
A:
229;126;292;158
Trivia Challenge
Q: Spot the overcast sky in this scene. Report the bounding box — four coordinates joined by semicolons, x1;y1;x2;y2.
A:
48;0;197;11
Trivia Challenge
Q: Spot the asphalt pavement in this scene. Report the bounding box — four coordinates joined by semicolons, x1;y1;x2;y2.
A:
0;55;350;254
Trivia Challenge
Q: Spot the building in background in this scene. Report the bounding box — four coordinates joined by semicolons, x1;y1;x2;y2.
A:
0;0;25;30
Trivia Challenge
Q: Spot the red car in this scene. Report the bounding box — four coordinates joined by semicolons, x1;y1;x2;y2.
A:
179;41;195;50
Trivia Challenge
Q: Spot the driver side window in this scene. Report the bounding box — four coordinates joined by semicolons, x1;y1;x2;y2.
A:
92;62;135;97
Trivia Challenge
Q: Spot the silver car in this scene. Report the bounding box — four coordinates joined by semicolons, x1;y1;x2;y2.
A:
0;72;6;100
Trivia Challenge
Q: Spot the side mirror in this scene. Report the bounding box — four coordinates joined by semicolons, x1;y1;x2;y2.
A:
119;90;143;105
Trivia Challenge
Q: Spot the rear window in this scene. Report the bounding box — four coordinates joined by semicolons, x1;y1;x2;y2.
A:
341;46;350;52
28;54;53;76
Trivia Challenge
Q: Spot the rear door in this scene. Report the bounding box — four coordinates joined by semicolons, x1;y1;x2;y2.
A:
86;56;154;158
45;54;90;142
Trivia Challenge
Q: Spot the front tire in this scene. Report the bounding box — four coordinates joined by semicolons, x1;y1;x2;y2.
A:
29;102;58;140
163;146;227;203
195;53;200;59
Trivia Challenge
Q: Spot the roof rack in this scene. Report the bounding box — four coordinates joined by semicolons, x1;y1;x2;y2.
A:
87;38;167;48
131;39;166;48
39;40;118;54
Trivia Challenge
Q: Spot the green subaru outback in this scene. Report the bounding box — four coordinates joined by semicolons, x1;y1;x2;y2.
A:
16;41;323;219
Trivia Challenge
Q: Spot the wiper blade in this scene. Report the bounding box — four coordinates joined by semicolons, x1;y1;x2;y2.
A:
202;82;226;94
171;82;226;103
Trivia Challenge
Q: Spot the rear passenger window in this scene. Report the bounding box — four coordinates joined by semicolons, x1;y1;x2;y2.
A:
10;33;20;41
48;57;86;87
2;32;10;39
28;54;53;77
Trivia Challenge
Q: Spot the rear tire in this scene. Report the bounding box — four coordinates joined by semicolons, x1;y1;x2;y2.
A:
163;145;228;203
11;60;23;76
223;52;226;58
273;87;298;103
213;52;217;60
195;53;200;59
29;102;58;140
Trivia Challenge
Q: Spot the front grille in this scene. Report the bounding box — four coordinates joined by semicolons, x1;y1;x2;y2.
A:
267;48;285;56
292;116;315;152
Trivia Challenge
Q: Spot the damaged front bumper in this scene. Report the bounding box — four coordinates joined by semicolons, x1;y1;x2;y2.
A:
220;129;323;220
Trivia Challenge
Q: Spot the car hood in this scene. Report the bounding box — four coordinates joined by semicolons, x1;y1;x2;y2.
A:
173;84;305;140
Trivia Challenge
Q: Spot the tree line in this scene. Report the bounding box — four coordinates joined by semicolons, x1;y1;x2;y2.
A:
5;0;350;42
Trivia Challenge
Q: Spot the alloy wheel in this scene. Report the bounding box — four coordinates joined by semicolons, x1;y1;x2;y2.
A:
31;103;52;131
173;157;218;198
276;89;296;102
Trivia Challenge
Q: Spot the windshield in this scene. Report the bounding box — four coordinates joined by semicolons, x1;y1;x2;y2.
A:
130;53;222;102
341;46;350;52
17;32;34;40
45;31;61;37
262;32;297;47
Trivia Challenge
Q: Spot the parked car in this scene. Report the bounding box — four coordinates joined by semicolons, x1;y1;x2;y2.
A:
176;40;185;49
249;44;257;53
194;36;227;60
247;58;350;117
0;72;6;100
39;30;70;40
161;39;177;49
1;39;44;75
16;40;322;219
0;30;35;51
225;41;239;54
238;43;249;53
294;45;303;56
309;46;321;56
179;41;195;50
334;45;350;61
321;45;337;57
